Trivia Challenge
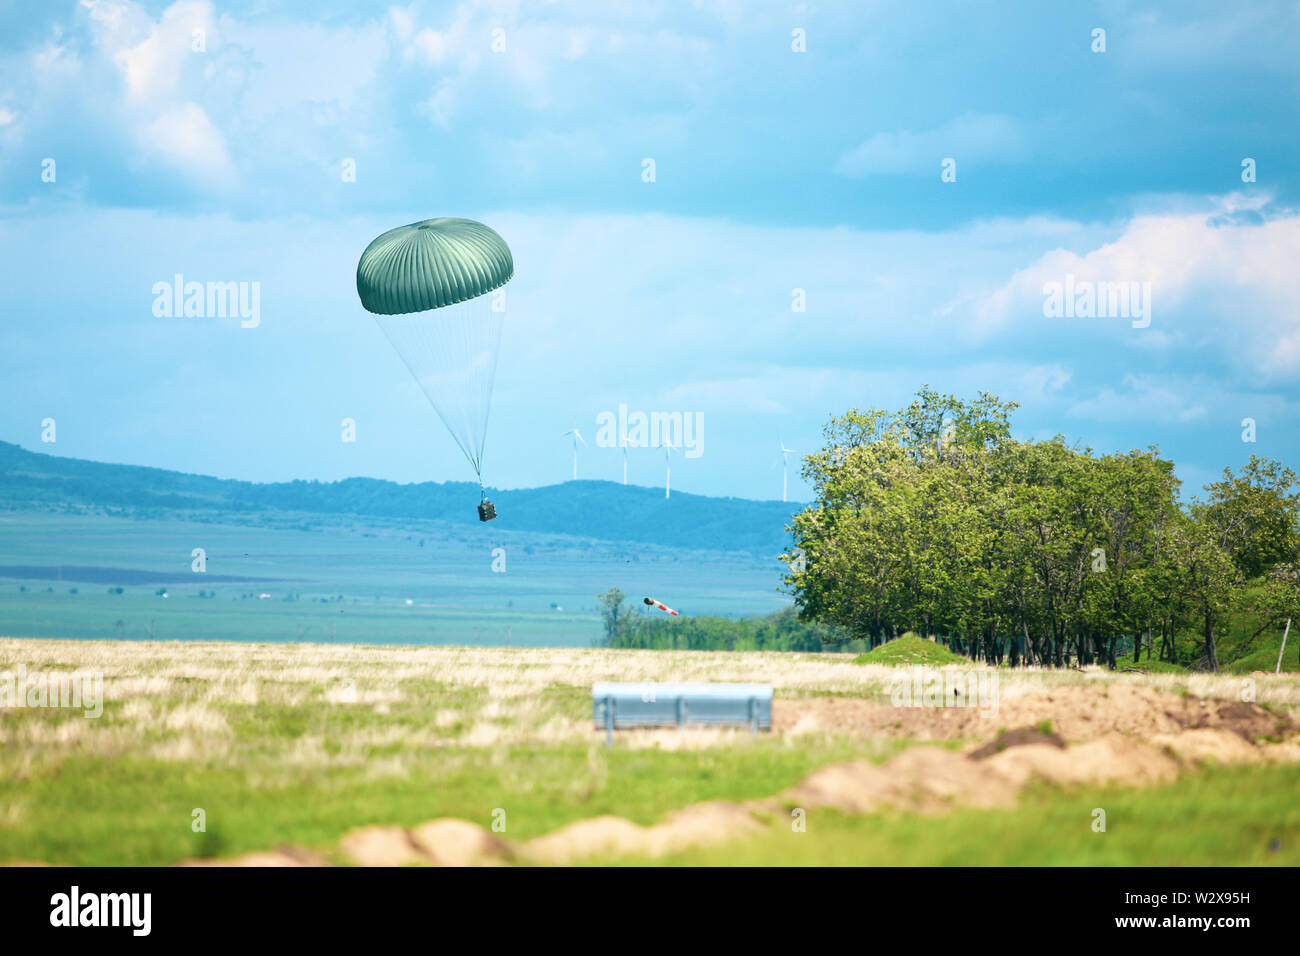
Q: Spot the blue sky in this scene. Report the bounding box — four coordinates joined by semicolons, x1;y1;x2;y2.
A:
1;0;1298;501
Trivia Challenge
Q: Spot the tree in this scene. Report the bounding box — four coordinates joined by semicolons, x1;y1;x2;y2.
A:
1200;456;1300;579
596;587;631;646
789;390;1014;656
790;389;1195;668
1259;564;1300;667
1171;512;1239;671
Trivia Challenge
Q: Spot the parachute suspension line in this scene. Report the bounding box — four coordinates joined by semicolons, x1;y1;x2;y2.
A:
373;295;503;481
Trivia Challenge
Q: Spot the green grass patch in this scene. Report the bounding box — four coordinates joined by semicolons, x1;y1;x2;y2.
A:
1228;643;1296;674
0;739;878;866
854;632;969;667
599;763;1300;866
1117;659;1190;674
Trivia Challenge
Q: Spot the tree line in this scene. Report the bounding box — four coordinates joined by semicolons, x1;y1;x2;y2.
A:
596;590;850;652
784;388;1300;670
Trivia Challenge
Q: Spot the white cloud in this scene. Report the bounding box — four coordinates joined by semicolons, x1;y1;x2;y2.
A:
389;4;473;67
1020;363;1072;398
1064;372;1300;431
974;197;1300;378
660;377;790;414
1067;374;1209;425
71;1;238;183
113;1;215;100
143;102;234;183
224;19;389;118
834;112;1028;177
15;0;394;192
80;0;135;34
386;2;718;121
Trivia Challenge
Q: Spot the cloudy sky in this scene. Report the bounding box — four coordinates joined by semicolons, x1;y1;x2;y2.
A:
1;0;1297;501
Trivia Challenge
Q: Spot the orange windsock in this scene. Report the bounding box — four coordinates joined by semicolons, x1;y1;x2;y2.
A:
643;597;679;616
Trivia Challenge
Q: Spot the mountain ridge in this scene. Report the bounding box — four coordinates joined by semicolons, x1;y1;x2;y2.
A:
0;441;803;556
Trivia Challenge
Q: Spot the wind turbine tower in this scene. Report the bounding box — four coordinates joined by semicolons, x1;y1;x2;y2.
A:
620;436;633;486
778;438;796;503
659;440;678;499
562;428;586;481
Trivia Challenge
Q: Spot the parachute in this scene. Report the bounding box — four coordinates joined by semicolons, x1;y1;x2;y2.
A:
356;218;513;519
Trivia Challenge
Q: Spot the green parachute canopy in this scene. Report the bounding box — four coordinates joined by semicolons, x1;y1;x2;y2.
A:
357;217;514;487
356;217;513;314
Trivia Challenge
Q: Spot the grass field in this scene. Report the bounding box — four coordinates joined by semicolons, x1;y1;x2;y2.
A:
603;765;1300;866
2;638;1298;866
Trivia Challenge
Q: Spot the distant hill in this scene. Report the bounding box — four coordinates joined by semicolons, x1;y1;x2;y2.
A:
0;441;802;556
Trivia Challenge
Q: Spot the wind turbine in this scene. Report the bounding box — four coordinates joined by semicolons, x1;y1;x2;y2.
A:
658;440;678;499
776;437;796;503
562;428;585;480
619;435;633;486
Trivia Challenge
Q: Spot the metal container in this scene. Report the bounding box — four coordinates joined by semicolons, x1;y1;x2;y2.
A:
592;682;773;745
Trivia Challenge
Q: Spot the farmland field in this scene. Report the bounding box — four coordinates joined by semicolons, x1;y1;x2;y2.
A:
0;511;791;646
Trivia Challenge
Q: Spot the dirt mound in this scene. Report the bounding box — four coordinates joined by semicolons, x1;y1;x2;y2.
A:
1151;728;1267;765
181;845;327;867
1178;698;1289;740
647;801;762;855
523;802;763;863
968;726;1067;759
524;816;649;864
1262;738;1300;762
982;736;1180;788
338;825;427;867
777;732;1215;820
891;747;1021;809
780;748;1020;815
409;819;511;866
777;760;887;814
776;685;1290;743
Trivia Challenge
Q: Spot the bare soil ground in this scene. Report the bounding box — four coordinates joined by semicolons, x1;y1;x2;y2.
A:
776;684;1292;743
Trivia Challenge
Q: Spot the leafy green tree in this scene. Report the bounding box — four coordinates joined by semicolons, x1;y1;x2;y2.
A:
787;389;1298;671
1200;456;1300;579
596;587;631;647
1171;512;1239;671
1258;564;1300;667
